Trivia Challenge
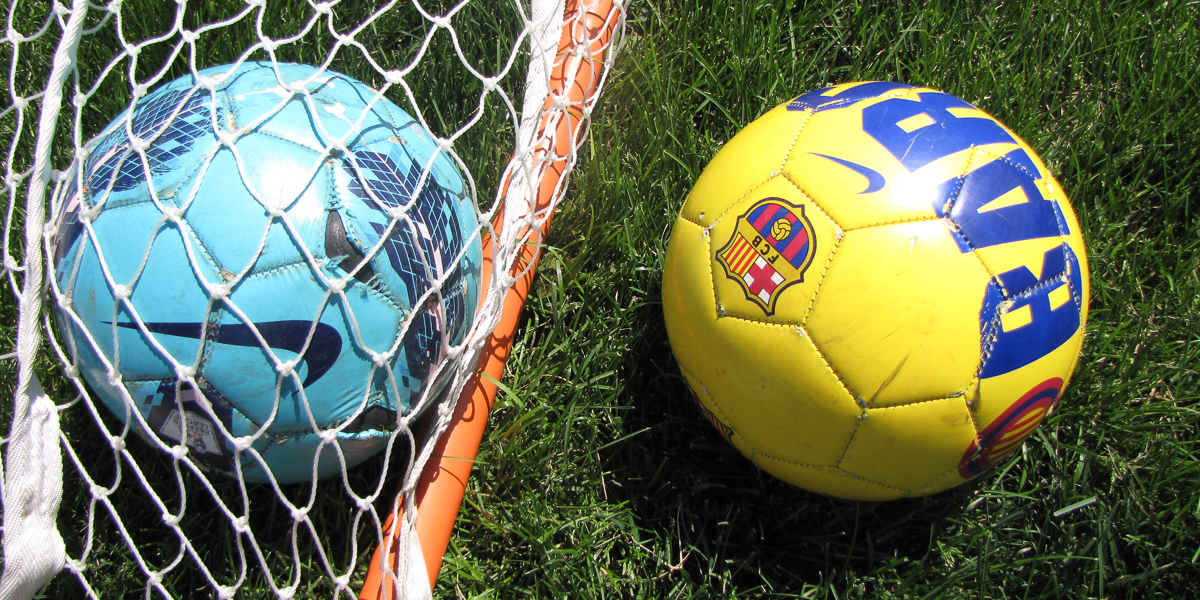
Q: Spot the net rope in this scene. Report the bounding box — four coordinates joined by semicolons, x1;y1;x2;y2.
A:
0;0;625;598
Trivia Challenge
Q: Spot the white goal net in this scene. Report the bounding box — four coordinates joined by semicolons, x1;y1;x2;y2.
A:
0;0;625;598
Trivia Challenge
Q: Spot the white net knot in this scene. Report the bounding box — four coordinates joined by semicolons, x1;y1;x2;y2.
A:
370;351;389;368
88;483;108;499
384;70;404;85
245;0;265;8
260;37;278;52
63;363;79;379
327;278;346;294
133;82;149;98
332;574;351;590
180;29;197;44
64;558;84;574
313;1;334;14
105;0;121;14
147;571;163;587
217;129;238;148
207;282;231;300
111;283;131;300
130;135;150;153
175;364;196;379
355;497;372;512
161;205;185;222
319;429;337;443
53;2;70;17
162;512;181;527
327;137;348;155
79;205;98;224
263;201;285;217
431;15;451;28
197;74;220;89
4;254;21;272
170;444;187;461
123;42;140;58
385;205;406;220
233;436;252;452
277;586;296;600
215;585;236;600
110;436;125;452
551;92;569;112
290;506;308;521
436;137;453;153
482;76;499;92
277;360;296;378
73;92;88;108
6;26;22;43
232;516;249;534
11;95;27;110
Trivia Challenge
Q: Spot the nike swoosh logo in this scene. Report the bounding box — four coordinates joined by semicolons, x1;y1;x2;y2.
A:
113;320;342;387
811;153;886;194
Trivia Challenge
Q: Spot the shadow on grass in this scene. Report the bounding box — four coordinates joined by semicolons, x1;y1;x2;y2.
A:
600;281;986;595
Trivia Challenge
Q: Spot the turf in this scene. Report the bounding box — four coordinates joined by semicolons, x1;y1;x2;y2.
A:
2;0;1198;598
440;1;1200;598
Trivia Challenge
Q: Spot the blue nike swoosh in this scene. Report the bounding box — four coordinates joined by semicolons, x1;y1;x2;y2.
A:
112;320;342;387
810;153;887;194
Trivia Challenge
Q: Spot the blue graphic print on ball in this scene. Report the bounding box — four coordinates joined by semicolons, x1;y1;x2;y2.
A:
50;62;482;484
787;81;915;113
934;149;1065;249
861;91;1017;172
978;244;1084;378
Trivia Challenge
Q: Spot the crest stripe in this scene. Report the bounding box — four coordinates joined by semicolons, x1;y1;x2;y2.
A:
750;203;785;232
724;235;757;275
778;227;810;263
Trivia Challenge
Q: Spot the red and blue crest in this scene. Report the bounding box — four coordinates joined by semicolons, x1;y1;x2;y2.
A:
716;198;817;315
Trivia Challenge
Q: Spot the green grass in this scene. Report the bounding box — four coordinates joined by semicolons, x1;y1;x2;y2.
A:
4;0;1199;598
440;1;1200;598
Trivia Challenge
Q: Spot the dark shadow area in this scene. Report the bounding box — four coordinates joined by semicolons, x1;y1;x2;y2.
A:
596;271;984;594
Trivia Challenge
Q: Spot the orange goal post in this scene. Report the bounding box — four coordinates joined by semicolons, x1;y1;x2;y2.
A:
360;1;624;597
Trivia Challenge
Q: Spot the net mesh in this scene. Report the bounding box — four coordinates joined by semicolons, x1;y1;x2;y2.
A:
0;0;625;598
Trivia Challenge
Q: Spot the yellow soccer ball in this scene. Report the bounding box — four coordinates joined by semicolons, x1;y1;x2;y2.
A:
662;82;1090;501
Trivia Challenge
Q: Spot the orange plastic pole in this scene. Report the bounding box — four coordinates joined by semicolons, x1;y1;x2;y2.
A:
359;2;618;597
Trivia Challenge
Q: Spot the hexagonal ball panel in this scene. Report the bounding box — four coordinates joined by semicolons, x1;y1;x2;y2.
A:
806;219;993;407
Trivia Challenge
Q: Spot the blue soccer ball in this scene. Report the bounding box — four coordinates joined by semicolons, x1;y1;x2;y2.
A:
50;62;482;484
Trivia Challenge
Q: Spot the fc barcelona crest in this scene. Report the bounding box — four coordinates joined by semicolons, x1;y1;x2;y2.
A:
716;197;817;315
